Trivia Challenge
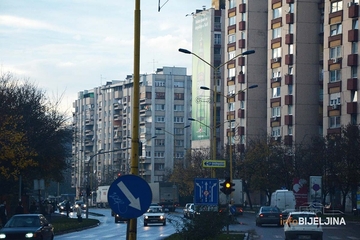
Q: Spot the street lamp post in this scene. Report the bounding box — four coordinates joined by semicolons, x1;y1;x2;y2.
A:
179;48;255;178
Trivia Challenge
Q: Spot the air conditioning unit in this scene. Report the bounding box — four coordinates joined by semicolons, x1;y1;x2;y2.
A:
273;116;278;121
274;57;280;62
332;58;338;63
332;105;339;109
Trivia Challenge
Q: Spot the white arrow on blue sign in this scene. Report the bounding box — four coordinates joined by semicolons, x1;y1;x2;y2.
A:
108;174;152;219
194;178;218;205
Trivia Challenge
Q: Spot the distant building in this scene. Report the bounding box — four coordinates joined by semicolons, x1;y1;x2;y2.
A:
72;67;191;197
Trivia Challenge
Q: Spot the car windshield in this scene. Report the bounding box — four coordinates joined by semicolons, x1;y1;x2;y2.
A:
290;213;316;221
261;207;280;213
5;216;40;228
147;207;162;213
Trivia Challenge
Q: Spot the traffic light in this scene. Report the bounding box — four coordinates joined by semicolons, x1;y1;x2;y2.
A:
220;178;235;195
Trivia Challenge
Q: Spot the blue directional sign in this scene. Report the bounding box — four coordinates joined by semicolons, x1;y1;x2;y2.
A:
108;174;152;219
194;178;218;205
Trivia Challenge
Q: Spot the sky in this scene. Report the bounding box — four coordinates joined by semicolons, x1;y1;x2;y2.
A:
0;0;208;116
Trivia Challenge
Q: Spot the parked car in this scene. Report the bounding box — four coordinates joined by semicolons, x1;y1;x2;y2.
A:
0;214;54;240
183;203;191;218
284;211;323;240
74;200;87;210
143;205;166;226
255;206;282;227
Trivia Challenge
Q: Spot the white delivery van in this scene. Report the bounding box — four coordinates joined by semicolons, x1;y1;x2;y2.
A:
270;189;296;211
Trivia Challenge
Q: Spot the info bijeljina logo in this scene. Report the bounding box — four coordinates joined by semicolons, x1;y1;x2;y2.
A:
282;216;346;226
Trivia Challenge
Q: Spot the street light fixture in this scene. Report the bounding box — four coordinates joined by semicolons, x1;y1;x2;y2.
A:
179;48;255;178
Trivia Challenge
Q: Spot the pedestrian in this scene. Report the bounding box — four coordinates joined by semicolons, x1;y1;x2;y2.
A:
0;201;7;227
76;205;82;222
65;200;70;217
15;201;24;214
29;201;37;214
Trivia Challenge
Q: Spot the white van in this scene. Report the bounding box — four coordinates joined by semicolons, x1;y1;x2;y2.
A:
271;189;296;211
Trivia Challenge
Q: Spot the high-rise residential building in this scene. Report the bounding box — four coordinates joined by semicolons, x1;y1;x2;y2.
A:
72;67;191;197
218;0;360;153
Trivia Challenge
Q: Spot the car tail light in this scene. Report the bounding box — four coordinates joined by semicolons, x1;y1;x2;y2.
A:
279;214;282;218
260;214;264;217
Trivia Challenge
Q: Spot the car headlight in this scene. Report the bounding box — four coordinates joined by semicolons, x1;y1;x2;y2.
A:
0;233;6;239
83;204;87;208
25;233;34;238
160;216;164;219
75;204;79;208
144;216;148;219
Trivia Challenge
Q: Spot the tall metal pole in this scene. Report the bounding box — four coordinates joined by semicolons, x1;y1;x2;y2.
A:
128;0;140;239
211;76;217;178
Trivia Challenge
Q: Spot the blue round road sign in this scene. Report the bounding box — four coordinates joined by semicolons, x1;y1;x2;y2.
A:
108;174;152;219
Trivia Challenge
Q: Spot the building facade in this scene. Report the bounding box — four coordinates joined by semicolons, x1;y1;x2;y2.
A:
72;67;191;197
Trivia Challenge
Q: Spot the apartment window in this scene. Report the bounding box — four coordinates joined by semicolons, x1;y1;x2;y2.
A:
155;80;165;87
353;19;358;30
156;92;165;99
273;7;282;19
154;152;164;158
229;0;235;8
174;117;184;123
273;87;281;98
174;128;185;134
155;104;165;110
155;128;164;135
272;68;281;78
289;4;294;13
175;152;184;158
228;51;235;60
228;68;236;78
272;107;281;117
240;31;245;40
174;93;184;100
329;92;341;106
351;42;358;54
228;34;236;44
272;27;282;39
351;90;358;102
287;66;293;75
272;47;282;58
228;102;235;111
289;24;294;34
330;46;342;58
240;135;245;144
272;127;281;137
288;105;293;115
351;66;358;78
288;85;293;95
156;116;165;122
329;116;340;128
174;81;184;88
329;69;341;82
241;13;246;21
240;101;245;109
229;16;236;26
174;105;184;111
175;140;184;147
330;23;342;36
288;44;294;54
330;1;343;13
288;126;293;135
214;33;221;45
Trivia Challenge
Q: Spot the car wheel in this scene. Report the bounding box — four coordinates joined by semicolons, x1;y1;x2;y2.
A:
163;221;166;226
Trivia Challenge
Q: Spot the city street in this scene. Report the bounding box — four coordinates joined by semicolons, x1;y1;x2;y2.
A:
54;208;360;240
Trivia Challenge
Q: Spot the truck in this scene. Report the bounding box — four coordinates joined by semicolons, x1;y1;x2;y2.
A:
219;179;244;216
96;185;110;208
270;189;296;211
149;182;179;212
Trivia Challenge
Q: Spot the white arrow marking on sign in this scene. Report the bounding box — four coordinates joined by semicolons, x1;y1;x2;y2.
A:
117;181;141;210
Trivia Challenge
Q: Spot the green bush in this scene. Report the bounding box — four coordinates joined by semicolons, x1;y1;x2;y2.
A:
51;217;99;235
173;211;228;240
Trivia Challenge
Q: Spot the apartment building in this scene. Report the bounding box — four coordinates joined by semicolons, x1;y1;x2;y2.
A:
217;0;360;155
72;67;191;197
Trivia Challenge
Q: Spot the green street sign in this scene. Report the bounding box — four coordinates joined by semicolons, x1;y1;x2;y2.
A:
202;160;226;168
